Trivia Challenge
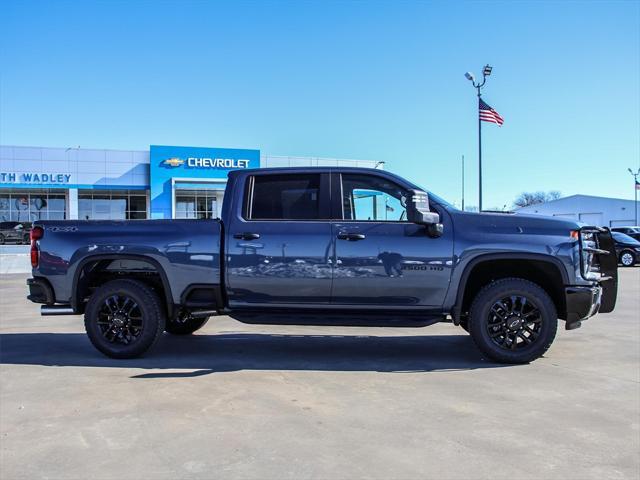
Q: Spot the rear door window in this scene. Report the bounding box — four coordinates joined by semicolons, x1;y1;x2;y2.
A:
246;174;322;220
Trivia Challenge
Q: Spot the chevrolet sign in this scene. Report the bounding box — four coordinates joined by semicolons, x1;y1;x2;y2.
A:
186;158;251;169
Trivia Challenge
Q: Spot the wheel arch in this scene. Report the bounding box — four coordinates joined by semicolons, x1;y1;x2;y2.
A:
453;253;569;323
72;254;174;316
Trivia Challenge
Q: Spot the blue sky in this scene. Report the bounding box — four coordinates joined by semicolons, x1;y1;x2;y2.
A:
1;0;638;209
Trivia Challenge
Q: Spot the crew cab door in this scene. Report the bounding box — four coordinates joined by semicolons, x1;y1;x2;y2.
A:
225;172;333;306
331;173;454;307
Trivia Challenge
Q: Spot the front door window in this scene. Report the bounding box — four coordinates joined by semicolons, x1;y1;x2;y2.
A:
342;175;408;222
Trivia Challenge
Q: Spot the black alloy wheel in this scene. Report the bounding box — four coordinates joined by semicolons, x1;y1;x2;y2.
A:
96;294;144;345
84;279;165;358
485;295;542;351
468;278;557;364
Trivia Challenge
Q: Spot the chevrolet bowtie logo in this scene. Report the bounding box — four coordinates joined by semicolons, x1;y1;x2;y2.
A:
162;157;184;167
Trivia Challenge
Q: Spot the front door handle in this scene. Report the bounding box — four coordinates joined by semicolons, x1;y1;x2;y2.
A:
337;232;366;241
233;232;260;240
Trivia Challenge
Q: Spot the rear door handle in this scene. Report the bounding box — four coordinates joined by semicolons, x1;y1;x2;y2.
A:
337;233;366;241
233;232;260;240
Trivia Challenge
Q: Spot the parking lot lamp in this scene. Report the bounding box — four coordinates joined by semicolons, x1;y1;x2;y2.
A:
628;167;640;225
465;64;492;211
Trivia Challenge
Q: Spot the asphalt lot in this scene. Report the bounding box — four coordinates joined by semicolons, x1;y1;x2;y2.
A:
1;269;638;480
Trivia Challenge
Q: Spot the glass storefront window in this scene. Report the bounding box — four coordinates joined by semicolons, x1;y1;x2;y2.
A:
0;190;67;221
175;189;222;219
78;190;148;220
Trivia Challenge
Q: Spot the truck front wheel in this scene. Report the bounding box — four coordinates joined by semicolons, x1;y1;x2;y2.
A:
165;309;209;335
468;278;557;364
84;279;166;358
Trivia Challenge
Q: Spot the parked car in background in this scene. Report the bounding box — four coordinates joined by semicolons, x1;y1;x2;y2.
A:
0;221;32;244
611;231;640;267
611;226;640;242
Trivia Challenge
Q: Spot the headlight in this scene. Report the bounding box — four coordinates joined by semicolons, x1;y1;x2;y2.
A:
572;230;602;280
635;247;640;252
581;232;596;278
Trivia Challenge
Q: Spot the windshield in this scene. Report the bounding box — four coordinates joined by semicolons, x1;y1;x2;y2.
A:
612;232;640;245
427;192;459;210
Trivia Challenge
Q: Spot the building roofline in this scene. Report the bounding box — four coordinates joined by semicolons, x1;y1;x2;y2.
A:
1;145;381;164
517;193;638;209
1;144;149;154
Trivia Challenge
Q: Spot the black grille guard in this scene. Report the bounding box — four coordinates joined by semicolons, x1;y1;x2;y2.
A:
580;226;618;313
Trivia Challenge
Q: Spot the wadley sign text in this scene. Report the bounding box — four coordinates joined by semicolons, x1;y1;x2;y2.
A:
0;172;72;184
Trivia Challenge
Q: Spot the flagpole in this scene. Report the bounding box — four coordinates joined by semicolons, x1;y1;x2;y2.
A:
477;86;483;212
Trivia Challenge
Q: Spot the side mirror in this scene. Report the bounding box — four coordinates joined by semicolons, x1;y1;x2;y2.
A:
406;189;443;237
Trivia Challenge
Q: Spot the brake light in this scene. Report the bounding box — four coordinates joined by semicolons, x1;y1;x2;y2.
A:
570;230;580;240
30;226;44;241
30;226;44;268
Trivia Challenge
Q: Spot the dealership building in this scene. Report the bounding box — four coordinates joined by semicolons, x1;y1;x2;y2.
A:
0;145;378;222
516;194;639;228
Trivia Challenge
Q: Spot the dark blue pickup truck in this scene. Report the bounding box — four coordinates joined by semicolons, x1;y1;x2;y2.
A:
26;167;618;363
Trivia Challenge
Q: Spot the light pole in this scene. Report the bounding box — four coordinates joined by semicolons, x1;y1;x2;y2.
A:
465;64;493;211
461;154;465;211
628;167;640;225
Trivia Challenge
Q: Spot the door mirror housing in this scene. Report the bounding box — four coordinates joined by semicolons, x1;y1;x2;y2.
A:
406;190;443;237
406;189;438;225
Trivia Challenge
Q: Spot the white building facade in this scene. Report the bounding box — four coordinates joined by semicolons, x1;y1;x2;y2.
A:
516;194;638;227
0;145;379;222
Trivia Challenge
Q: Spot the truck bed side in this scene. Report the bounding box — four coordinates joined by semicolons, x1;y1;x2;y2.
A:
32;219;222;310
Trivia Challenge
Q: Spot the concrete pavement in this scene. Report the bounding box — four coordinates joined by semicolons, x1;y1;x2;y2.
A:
1;269;638;479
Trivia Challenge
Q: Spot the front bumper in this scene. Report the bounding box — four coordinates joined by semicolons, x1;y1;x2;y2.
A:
564;284;602;330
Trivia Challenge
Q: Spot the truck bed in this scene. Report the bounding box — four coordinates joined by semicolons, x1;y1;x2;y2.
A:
32;219;222;306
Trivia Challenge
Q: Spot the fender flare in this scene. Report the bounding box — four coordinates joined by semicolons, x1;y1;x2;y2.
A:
451;252;570;321
71;254;174;315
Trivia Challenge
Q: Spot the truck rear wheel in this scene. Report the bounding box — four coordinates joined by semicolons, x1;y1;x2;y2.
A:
468;278;557;364
165;309;209;335
84;279;166;359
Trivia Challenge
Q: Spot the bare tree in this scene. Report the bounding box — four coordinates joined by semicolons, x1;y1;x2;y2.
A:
548;190;561;201
513;191;562;208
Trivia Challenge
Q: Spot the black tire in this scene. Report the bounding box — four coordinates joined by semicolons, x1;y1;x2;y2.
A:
165;309;209;335
0;234;5;245
84;279;166;358
468;278;557;364
23;234;30;245
619;250;636;267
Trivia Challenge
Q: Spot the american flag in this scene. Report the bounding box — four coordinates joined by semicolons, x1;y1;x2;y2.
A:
479;98;504;126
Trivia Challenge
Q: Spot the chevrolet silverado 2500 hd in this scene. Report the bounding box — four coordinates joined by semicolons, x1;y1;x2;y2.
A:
26;167;618;363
